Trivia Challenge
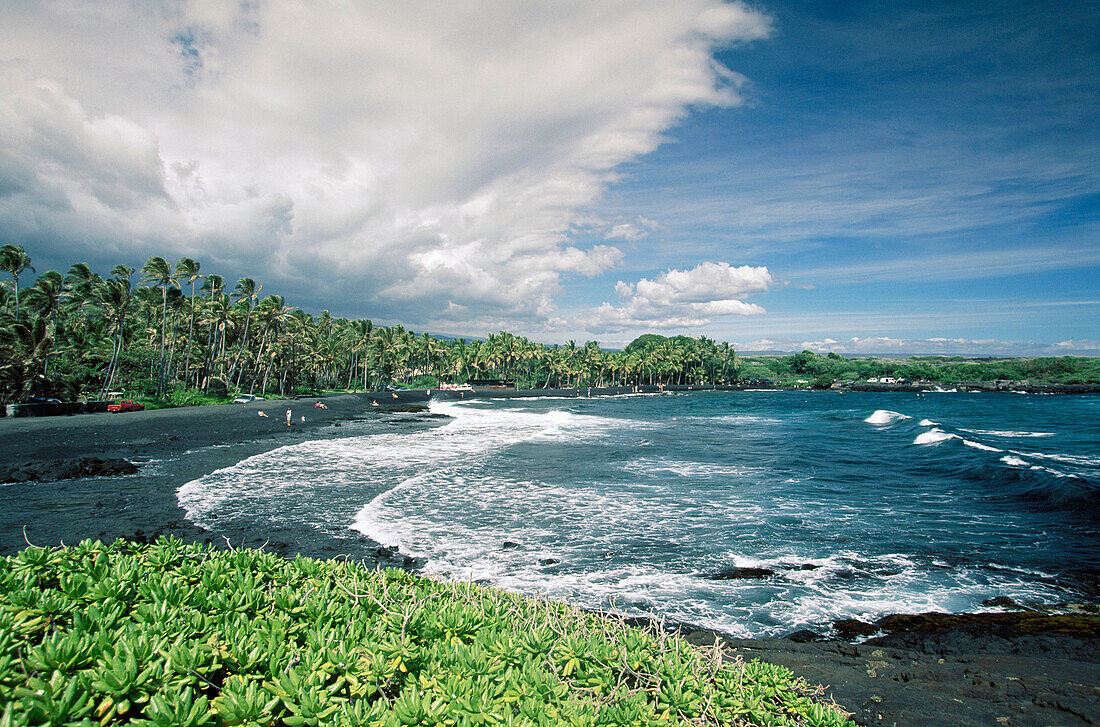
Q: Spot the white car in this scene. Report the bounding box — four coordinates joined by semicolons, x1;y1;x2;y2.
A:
233;394;266;403
438;382;475;391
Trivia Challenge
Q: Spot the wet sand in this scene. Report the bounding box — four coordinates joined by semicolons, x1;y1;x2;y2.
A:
1;390;1097;726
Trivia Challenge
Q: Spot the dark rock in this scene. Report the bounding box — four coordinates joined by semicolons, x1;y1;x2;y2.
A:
539;557;560;565
981;596;1030;610
799;563;821;570
786;629;824;643
0;457;138;483
502;541;521;550
833;618;880;640
704;566;775;580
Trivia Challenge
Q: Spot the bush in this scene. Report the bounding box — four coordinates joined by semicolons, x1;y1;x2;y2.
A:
0;540;854;726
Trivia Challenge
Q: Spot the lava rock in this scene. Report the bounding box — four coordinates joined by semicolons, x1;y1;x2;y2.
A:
0;457;138;483
833;618;880;640
786;629;824;643
539;558;560;565
980;596;1030;610
502;541;522;550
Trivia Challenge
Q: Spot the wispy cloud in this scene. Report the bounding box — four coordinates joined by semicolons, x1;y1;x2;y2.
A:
784;244;1100;286
735;336;1100;357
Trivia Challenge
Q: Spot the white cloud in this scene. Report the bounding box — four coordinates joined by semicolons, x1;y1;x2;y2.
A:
604;215;662;241
579;261;772;332
0;0;770;329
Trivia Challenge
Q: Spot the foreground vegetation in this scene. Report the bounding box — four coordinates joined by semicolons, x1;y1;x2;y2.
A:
0;245;1095;405
1;539;853;726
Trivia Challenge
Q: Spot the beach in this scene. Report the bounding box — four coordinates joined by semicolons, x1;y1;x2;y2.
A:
2;391;1097;726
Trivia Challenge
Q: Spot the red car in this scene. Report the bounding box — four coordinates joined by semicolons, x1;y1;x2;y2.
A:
107;400;145;413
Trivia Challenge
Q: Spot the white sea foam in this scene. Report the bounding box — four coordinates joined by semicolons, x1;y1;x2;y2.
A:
918;419;938;426
694;414;782;425
177;393;1095;639
865;410;910;425
960;429;1055;438
913;428;958;445
621;458;759;479
962;439;1003;452
180;399;615;532
1012;450;1100;468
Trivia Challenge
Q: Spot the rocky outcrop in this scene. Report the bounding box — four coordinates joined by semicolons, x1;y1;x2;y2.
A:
0;457;138;483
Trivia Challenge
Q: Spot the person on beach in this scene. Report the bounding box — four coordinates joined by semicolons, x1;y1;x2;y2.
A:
258;411;268;418
314;402;327;409
285;409;292;426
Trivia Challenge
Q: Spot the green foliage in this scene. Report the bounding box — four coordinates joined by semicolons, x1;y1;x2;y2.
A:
139;389;233;409
5;249;1092;405
624;334;670;352
1;539;853;727
749;353;1100;386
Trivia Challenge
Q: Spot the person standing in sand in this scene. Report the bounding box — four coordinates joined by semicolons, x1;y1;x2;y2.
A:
285;409;292;426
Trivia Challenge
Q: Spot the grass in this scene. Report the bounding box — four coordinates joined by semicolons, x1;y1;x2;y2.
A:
1;538;854;726
130;390;236;410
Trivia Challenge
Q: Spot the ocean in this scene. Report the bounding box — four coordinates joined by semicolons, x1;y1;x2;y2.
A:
178;391;1100;638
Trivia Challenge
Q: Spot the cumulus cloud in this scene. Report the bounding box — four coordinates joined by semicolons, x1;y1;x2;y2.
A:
1;0;770;329
578;261;772;332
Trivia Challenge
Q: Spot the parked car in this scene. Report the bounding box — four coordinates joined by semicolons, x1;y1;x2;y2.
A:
384;384;410;392
106;400;144;412
27;397;62;404
438;382;475;391
233;394;266;404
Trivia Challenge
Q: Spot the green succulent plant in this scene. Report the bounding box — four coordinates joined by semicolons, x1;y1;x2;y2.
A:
0;538;855;726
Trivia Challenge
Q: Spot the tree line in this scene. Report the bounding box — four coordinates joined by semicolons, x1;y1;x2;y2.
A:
0;247;745;404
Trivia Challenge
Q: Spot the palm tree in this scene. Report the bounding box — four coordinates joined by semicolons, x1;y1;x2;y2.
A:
0;316;53;402
198;274;224;388
92;279;137;398
350;319;374;390
24;272;66;374
141;256;178;398
175;258;202;387
0;244;34;316
228;277;261;389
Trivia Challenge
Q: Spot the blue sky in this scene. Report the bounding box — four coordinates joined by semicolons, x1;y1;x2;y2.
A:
571;0;1100;352
2;1;1097;354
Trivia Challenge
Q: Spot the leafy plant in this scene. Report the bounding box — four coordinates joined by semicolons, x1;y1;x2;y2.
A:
0;538;855;726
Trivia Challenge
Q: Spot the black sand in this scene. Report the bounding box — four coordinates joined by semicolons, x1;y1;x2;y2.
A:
1;390;1097;726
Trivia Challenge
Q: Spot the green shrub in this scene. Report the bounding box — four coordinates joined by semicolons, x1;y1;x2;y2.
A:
0;539;854;726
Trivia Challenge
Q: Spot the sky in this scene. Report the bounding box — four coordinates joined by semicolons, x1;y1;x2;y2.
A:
1;0;1097;355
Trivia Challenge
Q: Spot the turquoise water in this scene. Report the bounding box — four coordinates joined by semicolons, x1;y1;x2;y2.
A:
179;391;1099;637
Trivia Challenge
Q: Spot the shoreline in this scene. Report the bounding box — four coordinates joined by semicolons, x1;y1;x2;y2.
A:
2;389;1098;725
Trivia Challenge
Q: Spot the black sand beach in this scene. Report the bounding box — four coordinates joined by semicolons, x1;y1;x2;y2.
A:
2;392;1097;726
